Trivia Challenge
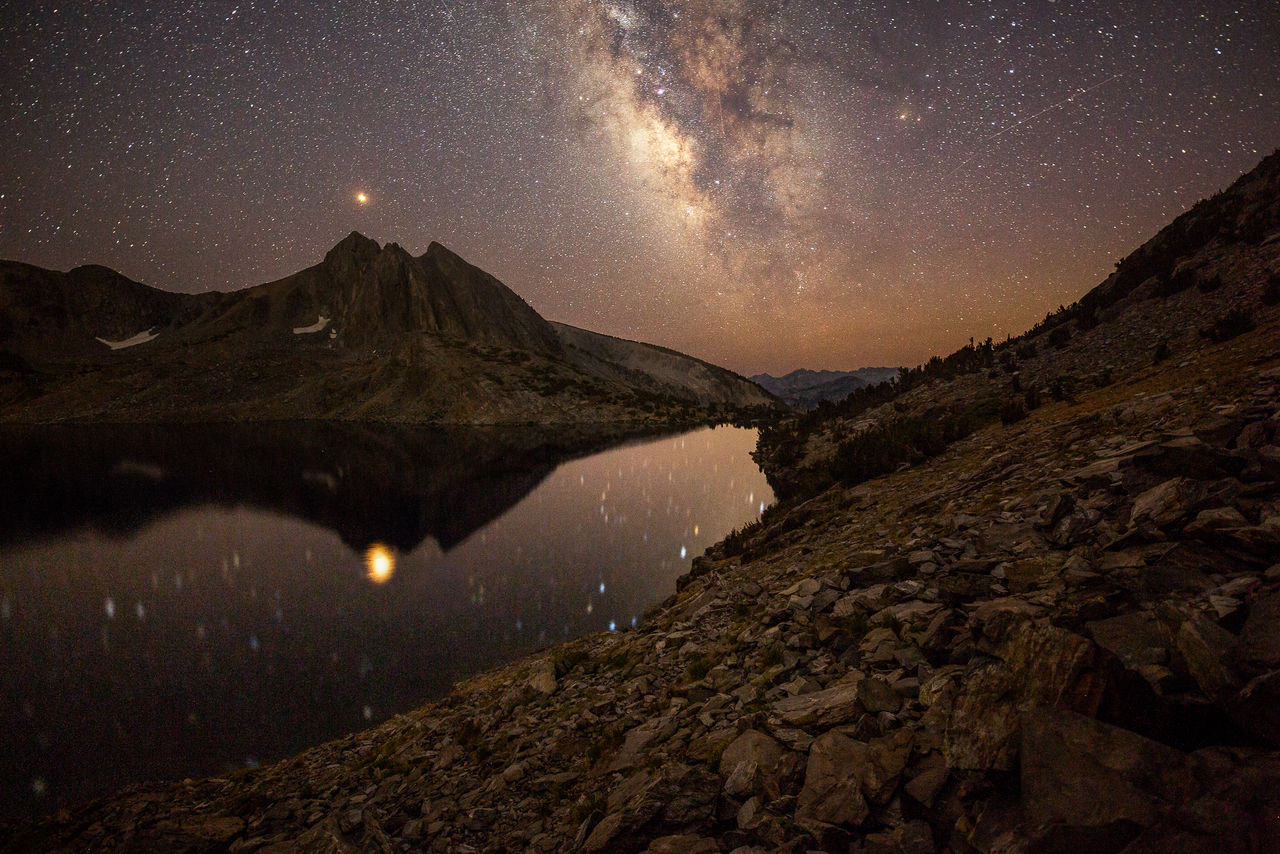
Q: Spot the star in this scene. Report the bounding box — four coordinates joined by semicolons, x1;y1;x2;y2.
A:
0;1;1275;375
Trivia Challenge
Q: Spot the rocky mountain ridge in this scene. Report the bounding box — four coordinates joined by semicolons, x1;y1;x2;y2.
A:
756;149;1280;500
751;369;902;410
0;235;777;424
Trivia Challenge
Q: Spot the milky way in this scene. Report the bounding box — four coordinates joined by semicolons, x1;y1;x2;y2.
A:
2;1;1277;373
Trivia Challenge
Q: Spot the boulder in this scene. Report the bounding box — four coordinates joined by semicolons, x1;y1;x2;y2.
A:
857;677;902;714
1022;708;1192;829
1236;592;1280;668
1118;753;1280;853
945;621;1103;770
644;836;719;854
796;731;870;828
528;659;557;695
1158;603;1240;700
1184;506;1248;539
771;675;864;727
1086;611;1168;671
718;730;786;782
863;728;915;803
1129;478;1208;531
1258;445;1280;481
1138;437;1232;480
1229;670;1280;747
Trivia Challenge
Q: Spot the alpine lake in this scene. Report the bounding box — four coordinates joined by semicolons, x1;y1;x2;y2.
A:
0;422;773;818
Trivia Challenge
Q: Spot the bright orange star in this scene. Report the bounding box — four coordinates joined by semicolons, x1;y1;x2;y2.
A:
355;191;369;205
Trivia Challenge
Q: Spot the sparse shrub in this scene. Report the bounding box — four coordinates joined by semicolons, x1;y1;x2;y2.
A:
1094;367;1114;387
1048;376;1075;403
839;611;869;640
721;519;762;557
1010;372;1022;393
1201;308;1256;342
1000;398;1028;425
456;718;481;746
686;652;717;682
761;644;784;668
1153;341;1171;364
1157;268;1196;297
1263;274;1280;306
1048;325;1071;349
827;399;1001;486
1196;274;1224;293
1024;386;1043;410
553;646;590;675
572;790;607;821
1076;306;1099;331
1016;341;1037;361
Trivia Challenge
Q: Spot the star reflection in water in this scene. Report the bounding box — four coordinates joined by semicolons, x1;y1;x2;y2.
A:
0;423;772;819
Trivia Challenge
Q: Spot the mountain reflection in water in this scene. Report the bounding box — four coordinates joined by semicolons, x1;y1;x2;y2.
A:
0;422;772;818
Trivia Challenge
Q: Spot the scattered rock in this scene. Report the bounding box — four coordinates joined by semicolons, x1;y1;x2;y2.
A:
796;731;869;828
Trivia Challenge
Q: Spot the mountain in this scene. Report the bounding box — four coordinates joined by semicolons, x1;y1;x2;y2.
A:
751;367;901;409
757;148;1280;499
0;234;777;423
555;322;778;409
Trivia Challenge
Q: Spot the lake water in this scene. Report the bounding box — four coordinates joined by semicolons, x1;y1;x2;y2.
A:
0;423;772;818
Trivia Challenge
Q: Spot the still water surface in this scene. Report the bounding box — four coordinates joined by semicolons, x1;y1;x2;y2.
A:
0;423;771;817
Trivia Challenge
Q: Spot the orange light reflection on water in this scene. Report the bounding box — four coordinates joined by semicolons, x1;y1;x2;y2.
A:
364;544;395;584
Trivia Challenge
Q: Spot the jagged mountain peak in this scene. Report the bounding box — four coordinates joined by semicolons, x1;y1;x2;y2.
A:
309;235;563;354
1;231;778;422
322;231;382;280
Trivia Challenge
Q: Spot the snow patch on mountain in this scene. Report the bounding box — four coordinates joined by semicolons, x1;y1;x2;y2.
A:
96;329;158;350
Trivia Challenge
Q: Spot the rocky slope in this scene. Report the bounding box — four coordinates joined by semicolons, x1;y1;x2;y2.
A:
752;368;901;410
555;323;776;410
756;150;1280;500
0;236;777;424
5;154;1279;853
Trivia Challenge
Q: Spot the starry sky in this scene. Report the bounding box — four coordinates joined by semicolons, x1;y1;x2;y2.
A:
2;1;1278;375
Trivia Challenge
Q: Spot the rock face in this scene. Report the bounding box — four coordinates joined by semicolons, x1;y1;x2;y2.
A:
0;260;215;360
555;322;776;411
289;233;563;354
750;368;902;409
0;234;778;423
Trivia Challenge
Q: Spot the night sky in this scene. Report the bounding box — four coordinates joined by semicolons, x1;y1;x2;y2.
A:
2;2;1277;375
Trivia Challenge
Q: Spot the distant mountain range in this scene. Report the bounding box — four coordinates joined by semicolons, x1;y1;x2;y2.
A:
0;233;778;423
750;367;901;409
